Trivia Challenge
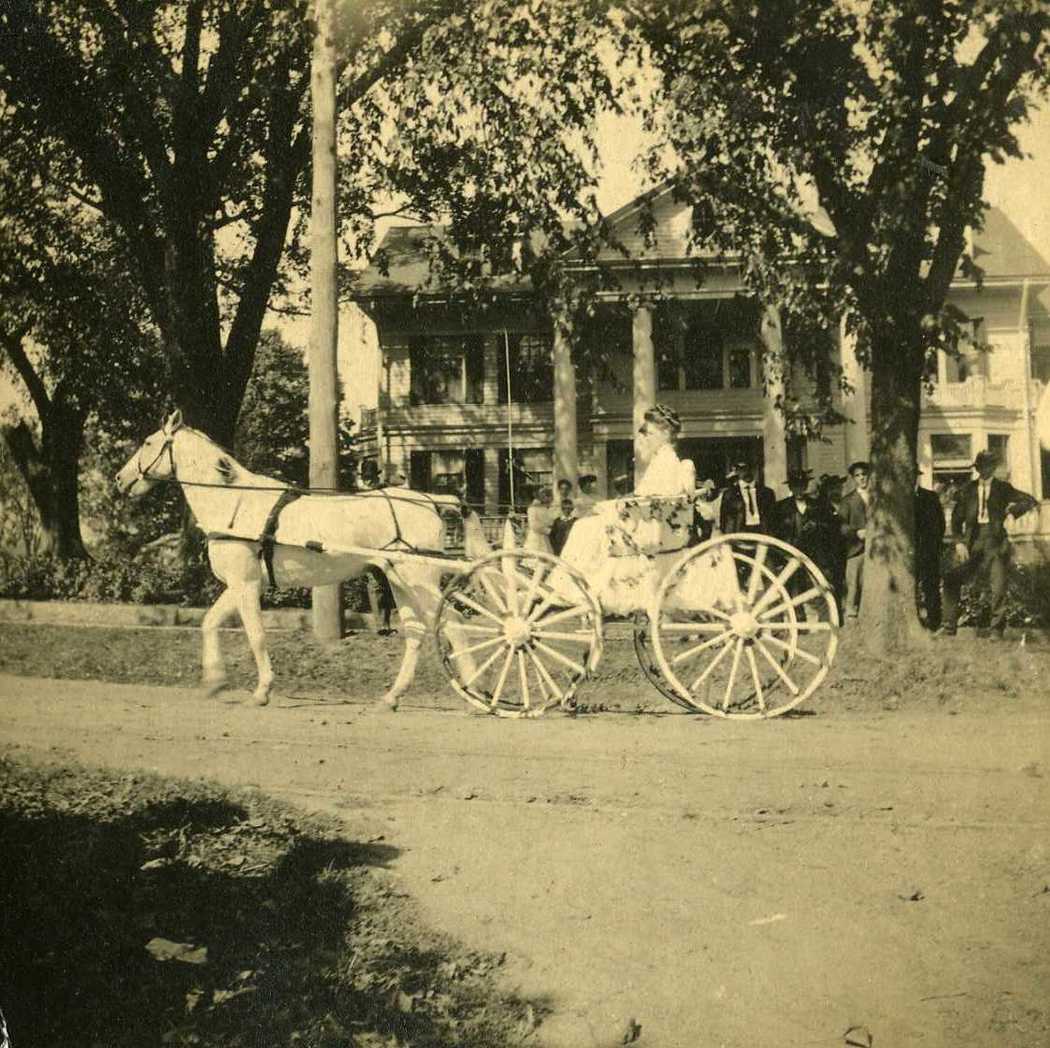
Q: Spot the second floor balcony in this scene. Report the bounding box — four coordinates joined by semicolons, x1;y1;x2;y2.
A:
921;376;1038;413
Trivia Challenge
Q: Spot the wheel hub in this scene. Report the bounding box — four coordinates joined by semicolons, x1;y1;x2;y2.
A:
729;609;761;640
503;616;532;648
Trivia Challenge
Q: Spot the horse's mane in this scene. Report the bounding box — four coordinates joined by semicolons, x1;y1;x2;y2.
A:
178;426;285;490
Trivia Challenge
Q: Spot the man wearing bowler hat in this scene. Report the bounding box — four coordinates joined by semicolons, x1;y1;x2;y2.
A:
719;455;775;535
838;460;871;620
940;449;1037;638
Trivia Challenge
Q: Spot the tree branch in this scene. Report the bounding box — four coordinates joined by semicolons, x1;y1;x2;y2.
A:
0;326;51;421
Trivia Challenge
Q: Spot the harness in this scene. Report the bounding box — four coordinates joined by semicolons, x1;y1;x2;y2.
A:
258;488;303;589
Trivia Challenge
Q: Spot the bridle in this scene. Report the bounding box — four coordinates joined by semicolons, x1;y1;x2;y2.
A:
136;433;177;482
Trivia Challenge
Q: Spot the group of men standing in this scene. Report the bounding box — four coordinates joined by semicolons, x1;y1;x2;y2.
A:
716;450;1037;636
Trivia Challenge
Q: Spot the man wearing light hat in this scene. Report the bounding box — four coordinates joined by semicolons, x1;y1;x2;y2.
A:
940;449;1037;638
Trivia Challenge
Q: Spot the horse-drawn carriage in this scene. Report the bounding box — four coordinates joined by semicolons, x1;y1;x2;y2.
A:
435;494;840;718
118;412;840;719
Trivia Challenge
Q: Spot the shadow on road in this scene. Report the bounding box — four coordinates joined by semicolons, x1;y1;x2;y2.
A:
0;757;543;1048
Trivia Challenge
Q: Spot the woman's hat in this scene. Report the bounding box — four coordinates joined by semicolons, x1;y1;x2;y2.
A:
847;460;870;476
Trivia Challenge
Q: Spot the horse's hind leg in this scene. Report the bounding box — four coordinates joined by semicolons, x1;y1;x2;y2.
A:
380;567;439;711
236;580;274;706
201;586;239;696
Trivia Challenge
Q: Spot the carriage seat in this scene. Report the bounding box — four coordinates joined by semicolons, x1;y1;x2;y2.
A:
596;494;695;558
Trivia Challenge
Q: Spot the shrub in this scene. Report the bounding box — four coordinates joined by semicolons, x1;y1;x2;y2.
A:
0;547;376;612
955;556;1050;628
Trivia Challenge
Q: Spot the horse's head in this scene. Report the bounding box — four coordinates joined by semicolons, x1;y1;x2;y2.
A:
116;409;183;497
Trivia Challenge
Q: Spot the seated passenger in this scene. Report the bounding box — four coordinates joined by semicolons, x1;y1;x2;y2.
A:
634;405;695;497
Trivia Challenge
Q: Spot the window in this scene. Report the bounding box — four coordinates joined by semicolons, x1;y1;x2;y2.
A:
1032;345;1050;383
987;434;1009;476
497;334;553;403
683;317;725;390
940;318;986;383
658;300;758;391
409;448;484;502
930;432;973;488
409;335;483;405
498;447;553;509
606;439;634;495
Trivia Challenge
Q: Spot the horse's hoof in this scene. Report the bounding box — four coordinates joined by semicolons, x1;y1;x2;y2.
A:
251;691;271;708
202;676;228;698
382;695;399;712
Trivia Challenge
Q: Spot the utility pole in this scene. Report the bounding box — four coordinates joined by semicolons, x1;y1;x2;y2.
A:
309;0;342;641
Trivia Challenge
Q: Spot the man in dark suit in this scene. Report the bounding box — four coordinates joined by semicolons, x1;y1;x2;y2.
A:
838;461;870;621
940;450;1038;637
719;457;775;535
775;471;838;571
913;469;947;630
774;470;842;613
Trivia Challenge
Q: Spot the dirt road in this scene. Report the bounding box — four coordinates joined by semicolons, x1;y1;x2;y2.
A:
1;672;1048;1048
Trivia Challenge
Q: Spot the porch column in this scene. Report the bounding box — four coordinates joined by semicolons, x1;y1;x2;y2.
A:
1019;280;1041;498
552;311;578;489
839;316;869;466
760;305;788;492
632;304;657;473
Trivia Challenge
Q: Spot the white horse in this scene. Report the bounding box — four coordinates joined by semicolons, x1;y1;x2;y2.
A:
116;410;486;709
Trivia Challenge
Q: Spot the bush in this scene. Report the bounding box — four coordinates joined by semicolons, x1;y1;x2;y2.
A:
955;556;1050;629
0;547;376;612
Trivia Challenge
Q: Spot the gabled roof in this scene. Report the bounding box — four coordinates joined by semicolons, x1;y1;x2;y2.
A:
353;225;534;298
969;209;1050;281
352;189;1049;299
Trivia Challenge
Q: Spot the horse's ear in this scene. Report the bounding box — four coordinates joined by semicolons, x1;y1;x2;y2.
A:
164;409;184;435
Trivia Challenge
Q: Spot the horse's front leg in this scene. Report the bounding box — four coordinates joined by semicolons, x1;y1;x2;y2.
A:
201;586;240;696
236;580;274;706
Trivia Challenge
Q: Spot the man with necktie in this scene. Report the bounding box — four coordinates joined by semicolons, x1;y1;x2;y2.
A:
940;450;1037;638
838;461;871;621
719;456;775;535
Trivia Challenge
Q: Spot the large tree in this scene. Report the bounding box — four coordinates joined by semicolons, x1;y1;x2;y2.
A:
0;129;161;557
621;0;1050;648
0;0;621;450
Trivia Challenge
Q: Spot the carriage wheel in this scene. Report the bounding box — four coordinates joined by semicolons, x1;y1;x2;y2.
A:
434;549;604;718
632;613;697;711
650;534;839;719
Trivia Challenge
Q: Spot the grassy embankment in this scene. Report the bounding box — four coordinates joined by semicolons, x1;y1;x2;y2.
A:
0;755;543;1048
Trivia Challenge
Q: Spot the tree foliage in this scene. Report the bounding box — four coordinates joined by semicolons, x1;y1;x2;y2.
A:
621;0;1050;645
0;124;163;556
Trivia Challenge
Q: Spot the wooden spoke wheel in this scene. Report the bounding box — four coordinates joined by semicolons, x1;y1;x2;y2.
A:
650;534;839;719
434;549;604;718
632;612;697;711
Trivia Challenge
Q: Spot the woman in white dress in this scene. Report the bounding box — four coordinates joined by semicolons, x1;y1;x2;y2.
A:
634;405;695;497
551;405;700;614
524;486;555;554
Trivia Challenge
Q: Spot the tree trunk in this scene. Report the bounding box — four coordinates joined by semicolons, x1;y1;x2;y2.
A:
858;325;927;651
2;399;88;560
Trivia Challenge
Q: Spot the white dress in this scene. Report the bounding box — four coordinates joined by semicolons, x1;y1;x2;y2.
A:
635;444;695;497
550;443;710;615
